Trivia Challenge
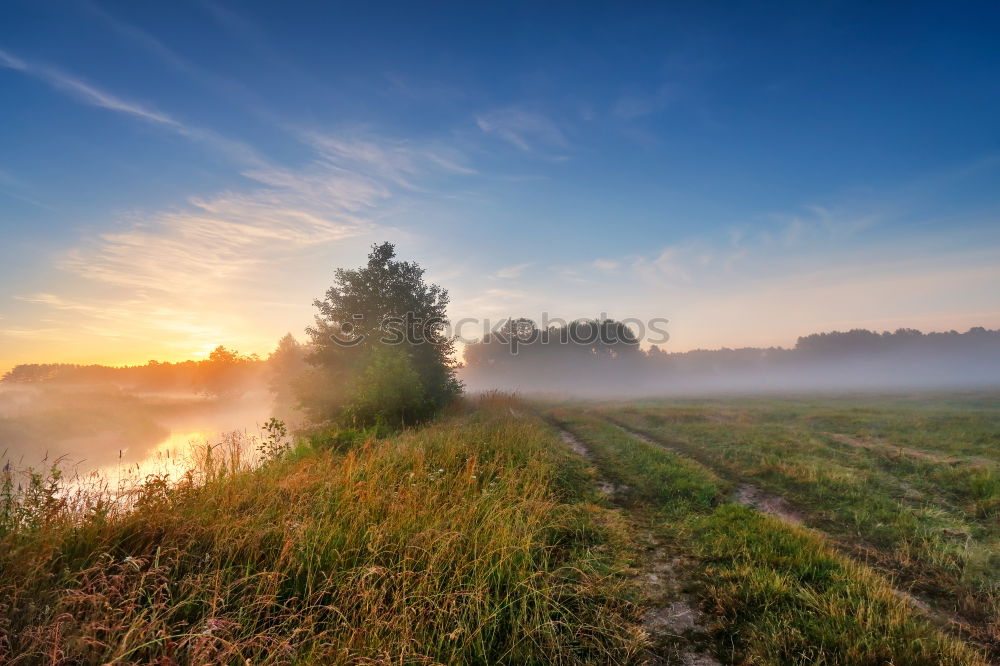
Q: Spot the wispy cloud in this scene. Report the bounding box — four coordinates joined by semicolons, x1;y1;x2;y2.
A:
56;131;458;295
1;46;175;124
82;1;202;77
0;48;26;70
7;129;473;359
592;258;620;272
0;169;26;190
0;168;52;210
201;1;338;106
451;287;534;319
0;46;265;168
383;72;467;105
81;1;275;121
550;204;884;292
12;291;236;354
631;246;697;285
534;213;1000;351
475;107;569;155
550;265;591;285
1;45;484;362
301;130;477;188
613;83;678;120
492;262;532;279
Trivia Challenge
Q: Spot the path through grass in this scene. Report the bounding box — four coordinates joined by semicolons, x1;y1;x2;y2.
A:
547;404;989;665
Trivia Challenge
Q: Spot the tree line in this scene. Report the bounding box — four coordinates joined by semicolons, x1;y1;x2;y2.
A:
1;346;265;397
462;323;1000;394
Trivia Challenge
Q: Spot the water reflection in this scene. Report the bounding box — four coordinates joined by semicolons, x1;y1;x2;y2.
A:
0;385;271;487
96;430;211;488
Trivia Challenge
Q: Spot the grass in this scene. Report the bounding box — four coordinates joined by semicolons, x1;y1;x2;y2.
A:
547;405;989;665
0;394;641;664
586;395;1000;653
4;391;996;664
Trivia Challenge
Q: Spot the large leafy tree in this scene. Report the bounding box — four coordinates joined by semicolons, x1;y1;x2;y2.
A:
304;242;462;425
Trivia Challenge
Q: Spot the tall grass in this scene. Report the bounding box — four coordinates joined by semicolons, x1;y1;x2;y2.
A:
549;407;988;666
0;396;639;664
599;399;1000;653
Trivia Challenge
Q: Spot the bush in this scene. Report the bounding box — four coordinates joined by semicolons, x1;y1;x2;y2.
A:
343;347;428;427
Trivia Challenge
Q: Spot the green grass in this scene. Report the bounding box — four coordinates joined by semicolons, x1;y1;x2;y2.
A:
589;394;1000;653
548;405;989;665
0;395;641;664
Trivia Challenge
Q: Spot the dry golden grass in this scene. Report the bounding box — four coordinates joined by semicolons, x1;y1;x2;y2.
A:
0;395;640;664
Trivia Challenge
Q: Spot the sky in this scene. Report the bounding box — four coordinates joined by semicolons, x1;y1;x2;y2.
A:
1;0;999;372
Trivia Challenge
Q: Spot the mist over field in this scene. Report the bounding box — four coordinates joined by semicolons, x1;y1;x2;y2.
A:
460;325;1000;397
4;323;999;477
0;383;273;478
0;348;284;474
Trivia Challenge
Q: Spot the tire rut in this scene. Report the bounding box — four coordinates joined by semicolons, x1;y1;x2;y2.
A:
556;425;721;666
606;419;804;526
600;415;987;657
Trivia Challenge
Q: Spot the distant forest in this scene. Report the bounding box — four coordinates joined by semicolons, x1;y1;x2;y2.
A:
464;324;1000;367
4;326;1000;396
461;324;1000;394
1;345;267;396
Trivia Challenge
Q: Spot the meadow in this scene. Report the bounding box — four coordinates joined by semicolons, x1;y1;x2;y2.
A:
1;391;998;664
546;392;1000;664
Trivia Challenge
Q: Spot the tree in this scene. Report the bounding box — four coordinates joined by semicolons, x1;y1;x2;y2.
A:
267;333;308;422
200;346;259;398
304;242;461;425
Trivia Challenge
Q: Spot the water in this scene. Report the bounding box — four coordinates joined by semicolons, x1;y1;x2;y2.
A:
0;384;272;488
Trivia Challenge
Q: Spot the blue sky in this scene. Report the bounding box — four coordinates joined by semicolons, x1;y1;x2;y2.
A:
1;0;999;369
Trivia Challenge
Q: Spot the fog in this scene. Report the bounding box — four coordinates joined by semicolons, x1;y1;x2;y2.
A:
3;326;998;478
0;343;306;484
0;384;274;483
460;325;1000;398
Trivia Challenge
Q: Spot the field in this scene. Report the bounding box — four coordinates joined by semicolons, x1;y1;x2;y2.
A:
1;391;998;664
546;392;1000;664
